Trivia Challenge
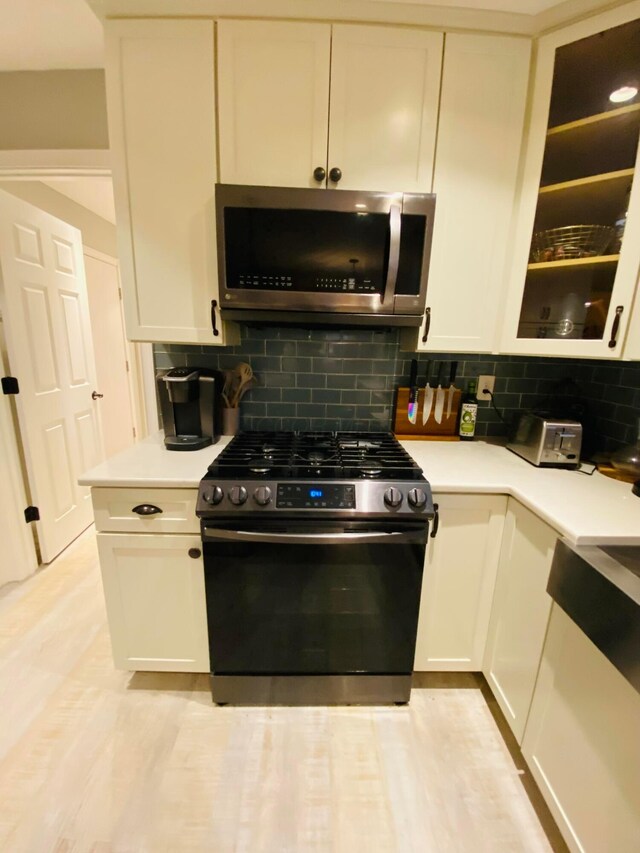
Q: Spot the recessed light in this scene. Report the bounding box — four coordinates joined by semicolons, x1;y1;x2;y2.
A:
609;86;638;103
355;203;367;209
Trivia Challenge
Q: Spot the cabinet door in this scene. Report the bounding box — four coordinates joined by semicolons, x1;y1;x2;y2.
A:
97;533;209;672
501;5;640;358
522;604;640;853
327;25;442;192
413;33;530;353
414;494;506;671
483;499;557;743
217;20;331;188
105;20;229;345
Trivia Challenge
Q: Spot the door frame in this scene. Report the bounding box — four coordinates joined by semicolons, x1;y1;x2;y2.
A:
82;246;149;442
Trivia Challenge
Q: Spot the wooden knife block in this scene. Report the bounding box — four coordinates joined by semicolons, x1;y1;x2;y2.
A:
393;387;462;440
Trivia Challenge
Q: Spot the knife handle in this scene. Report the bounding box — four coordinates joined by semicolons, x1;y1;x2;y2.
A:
435;361;444;384
448;360;458;386
409;359;418;387
424;360;431;385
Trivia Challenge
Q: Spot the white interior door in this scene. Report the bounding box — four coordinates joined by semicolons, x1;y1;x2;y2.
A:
0;190;104;563
84;251;135;457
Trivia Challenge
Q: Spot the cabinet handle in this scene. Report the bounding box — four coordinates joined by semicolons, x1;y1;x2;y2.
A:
188;547;202;559
608;305;624;349
422;307;431;343
132;504;163;516
313;166;326;182
211;299;219;337
329;167;342;183
430;503;439;539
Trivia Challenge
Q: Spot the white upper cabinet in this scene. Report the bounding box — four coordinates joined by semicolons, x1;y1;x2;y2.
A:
327;26;442;192
105;20;231;345
217;21;442;192
406;32;531;353
501;3;640;359
217;20;331;188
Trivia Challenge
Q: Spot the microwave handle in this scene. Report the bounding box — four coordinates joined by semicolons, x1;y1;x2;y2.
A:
381;204;402;305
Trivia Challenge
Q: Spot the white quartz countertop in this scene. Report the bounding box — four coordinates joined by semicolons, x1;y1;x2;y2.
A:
79;432;640;545
79;432;233;489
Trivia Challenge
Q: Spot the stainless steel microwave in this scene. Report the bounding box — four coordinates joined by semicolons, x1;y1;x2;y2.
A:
215;184;436;327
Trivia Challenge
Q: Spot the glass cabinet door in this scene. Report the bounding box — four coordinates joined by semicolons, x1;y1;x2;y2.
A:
515;17;640;348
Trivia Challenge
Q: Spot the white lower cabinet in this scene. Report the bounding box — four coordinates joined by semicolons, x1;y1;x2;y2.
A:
522;604;640;853
414;494;507;671
96;532;209;673
482;499;557;743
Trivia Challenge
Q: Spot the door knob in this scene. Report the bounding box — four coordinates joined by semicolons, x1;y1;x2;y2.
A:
329;167;342;183
313;166;326;182
91;391;104;400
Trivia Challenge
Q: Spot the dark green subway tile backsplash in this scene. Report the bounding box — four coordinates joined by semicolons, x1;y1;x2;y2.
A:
153;326;640;454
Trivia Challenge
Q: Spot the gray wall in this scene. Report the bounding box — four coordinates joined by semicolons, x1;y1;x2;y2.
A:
0;70;109;150
154;326;640;456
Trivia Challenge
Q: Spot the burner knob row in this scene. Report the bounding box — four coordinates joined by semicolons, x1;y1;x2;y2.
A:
203;485;272;506
384;487;427;509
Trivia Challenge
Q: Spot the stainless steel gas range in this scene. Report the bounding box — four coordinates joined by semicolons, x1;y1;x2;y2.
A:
196;431;437;706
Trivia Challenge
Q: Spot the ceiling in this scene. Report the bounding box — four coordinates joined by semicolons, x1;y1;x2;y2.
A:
0;0;617;72
372;0;566;11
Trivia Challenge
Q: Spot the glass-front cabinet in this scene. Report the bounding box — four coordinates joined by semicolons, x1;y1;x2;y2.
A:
502;5;640;358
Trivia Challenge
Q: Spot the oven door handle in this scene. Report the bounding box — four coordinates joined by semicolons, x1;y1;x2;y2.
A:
202;528;427;546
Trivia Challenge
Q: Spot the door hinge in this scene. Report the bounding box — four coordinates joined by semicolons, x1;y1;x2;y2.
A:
118;287;123;301
125;360;130;372
2;376;19;395
132;426;137;438
24;506;40;523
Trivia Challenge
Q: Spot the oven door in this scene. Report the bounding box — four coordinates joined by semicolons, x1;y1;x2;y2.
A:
202;520;427;676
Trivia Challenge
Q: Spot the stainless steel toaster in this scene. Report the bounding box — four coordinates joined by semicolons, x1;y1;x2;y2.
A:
506;414;582;468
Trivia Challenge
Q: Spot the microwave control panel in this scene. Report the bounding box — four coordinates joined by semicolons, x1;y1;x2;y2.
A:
234;274;378;294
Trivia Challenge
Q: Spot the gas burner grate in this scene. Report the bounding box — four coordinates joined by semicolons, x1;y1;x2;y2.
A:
208;431;423;480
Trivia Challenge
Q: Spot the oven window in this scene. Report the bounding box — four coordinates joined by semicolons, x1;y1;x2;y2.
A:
223;207;390;294
203;537;424;675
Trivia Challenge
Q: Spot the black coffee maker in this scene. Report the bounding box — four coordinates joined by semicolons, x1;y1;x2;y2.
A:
157;367;223;451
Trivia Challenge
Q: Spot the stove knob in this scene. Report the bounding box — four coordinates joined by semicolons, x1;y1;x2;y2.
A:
203;485;224;505
384;487;403;508
228;486;248;506
408;488;427;509
253;486;272;506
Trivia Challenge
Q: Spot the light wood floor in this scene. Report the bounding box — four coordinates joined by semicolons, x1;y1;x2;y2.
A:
0;529;566;853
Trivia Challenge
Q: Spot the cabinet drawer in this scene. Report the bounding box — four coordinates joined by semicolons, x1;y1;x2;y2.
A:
92;487;199;534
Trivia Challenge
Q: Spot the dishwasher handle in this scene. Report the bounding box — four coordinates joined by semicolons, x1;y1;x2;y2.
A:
202;527;428;546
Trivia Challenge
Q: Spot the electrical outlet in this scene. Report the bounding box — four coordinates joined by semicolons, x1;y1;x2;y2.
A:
477;375;495;400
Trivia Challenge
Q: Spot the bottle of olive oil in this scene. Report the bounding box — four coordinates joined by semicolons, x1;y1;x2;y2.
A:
459;379;478;441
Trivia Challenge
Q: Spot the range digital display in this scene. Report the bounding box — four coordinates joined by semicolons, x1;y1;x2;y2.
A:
277;483;356;509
